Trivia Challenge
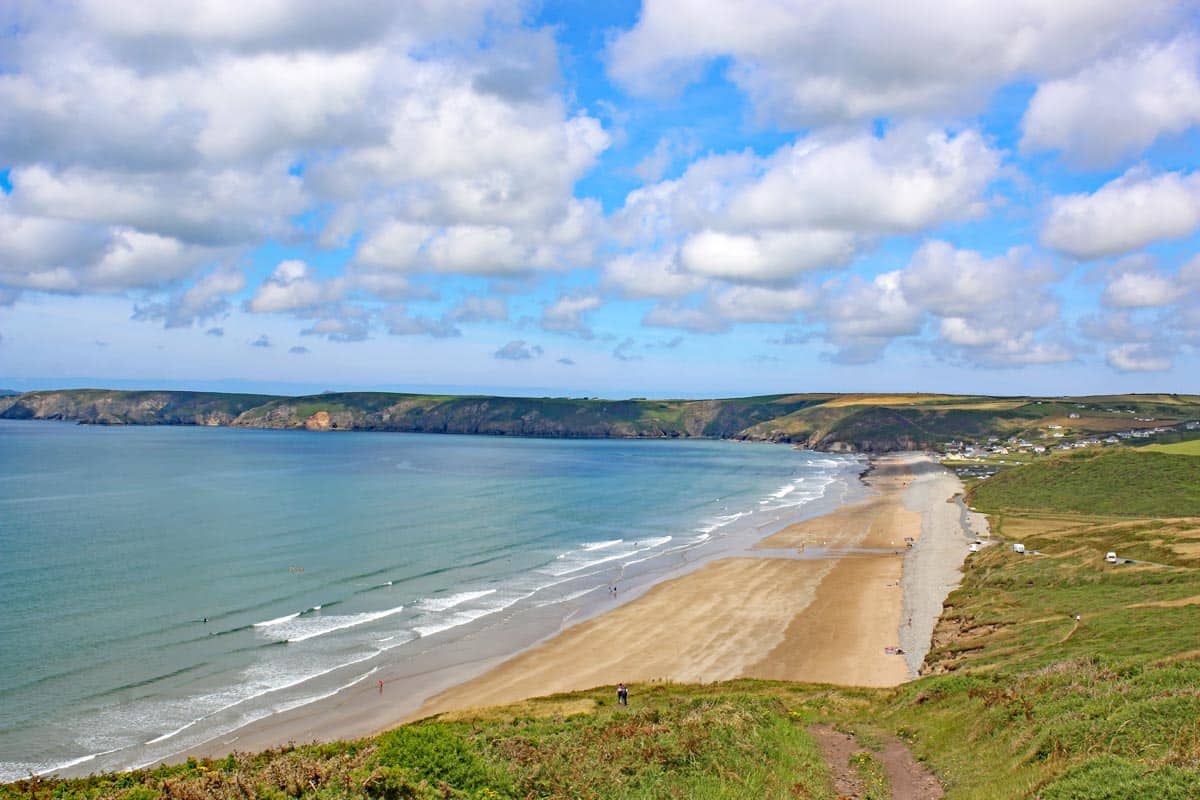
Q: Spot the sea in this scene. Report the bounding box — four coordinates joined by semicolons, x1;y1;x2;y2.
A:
0;420;866;781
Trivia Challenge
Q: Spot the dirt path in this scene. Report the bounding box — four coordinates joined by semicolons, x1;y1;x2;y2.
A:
809;724;943;800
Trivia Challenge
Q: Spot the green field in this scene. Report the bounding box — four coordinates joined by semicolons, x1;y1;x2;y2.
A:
6;449;1200;798
1144;439;1200;455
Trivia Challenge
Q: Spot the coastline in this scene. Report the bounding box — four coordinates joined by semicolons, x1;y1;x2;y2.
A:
410;452;971;719
125;450;969;770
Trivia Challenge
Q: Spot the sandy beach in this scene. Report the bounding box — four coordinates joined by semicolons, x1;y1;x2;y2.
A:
414;452;972;718
184;451;972;760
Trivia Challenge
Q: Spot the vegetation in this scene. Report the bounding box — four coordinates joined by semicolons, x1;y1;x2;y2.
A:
4;389;1199;452
1144;438;1200;456
970;448;1200;516
2;693;837;800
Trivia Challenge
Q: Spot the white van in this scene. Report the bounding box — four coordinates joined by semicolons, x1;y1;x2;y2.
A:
1012;543;1026;554
1105;552;1118;564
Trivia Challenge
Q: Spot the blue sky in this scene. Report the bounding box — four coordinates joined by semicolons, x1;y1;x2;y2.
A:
2;0;1200;397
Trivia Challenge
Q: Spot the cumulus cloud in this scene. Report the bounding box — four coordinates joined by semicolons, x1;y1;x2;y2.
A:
614;125;999;283
250;334;271;347
0;0;606;316
541;293;602;337
1107;342;1174;371
132;267;246;328
247;260;342;314
494;340;542;360
1042;168;1200;260
1022;36;1200;167
289;345;310;355
603;250;708;299
810;241;1071;366
607;0;1178;126
1102;269;1186;308
556;357;575;365
206;326;224;336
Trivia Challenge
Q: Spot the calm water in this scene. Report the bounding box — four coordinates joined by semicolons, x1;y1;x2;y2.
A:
0;421;864;779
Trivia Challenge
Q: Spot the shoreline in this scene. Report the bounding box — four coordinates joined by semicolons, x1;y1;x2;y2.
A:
45;450;970;776
159;449;870;767
410;452;972;719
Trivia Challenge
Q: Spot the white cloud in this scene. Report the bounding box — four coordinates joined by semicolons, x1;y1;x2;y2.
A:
725;127;998;234
603;250;708;299
642;283;815;332
616;126;999;284
679;229;856;282
132;267;246;328
1102;270;1185;308
1042;169;1200;260
818;271;922;363
809;241;1071;366
1107;342;1173;371
541;293;603;337
0;0;605;314
708;285;815;323
607;0;1178;126
1022;36;1200;167
247;260;343;313
494;340;542;360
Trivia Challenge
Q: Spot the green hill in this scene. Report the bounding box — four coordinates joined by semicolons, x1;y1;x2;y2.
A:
3;389;1199;453
969;448;1200;517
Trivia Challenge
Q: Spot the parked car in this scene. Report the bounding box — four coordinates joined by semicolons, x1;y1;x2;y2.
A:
1105;551;1118;564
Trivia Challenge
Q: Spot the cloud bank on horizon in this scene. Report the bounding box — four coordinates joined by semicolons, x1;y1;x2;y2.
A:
2;0;1200;395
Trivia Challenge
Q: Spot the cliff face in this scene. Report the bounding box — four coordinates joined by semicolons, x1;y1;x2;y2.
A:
0;390;277;427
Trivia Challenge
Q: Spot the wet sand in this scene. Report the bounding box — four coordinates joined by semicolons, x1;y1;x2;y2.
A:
416;452;970;718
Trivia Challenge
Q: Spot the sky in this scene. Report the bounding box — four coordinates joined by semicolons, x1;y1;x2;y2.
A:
3;0;1200;398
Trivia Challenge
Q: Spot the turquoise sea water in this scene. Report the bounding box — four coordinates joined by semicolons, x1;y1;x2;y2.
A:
0;420;864;779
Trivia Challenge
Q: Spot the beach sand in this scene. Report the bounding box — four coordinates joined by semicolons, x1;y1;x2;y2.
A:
414;452;969;719
184;451;971;759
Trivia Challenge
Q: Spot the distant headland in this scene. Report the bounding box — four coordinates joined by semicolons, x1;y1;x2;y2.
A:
3;388;1198;453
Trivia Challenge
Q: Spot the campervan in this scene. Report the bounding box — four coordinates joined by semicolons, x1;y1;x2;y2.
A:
1012;543;1026;554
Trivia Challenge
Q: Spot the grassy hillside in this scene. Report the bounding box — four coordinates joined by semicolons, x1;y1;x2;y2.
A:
8;448;1200;798
969;448;1200;516
4;389;1199;452
1144;439;1200;455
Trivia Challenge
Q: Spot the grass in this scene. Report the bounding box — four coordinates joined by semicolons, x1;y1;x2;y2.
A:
1144;439;1200;456
970;448;1200;517
1;693;837;800
848;751;889;799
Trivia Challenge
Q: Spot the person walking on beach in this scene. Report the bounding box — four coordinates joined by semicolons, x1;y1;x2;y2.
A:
378;679;384;694
617;683;628;706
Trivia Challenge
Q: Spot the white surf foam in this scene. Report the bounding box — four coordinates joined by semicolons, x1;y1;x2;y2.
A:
416;589;496;612
257;605;406;643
